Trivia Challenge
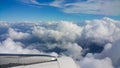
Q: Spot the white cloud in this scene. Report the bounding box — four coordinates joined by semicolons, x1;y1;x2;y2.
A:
20;0;49;6
61;42;82;59
99;39;120;67
51;0;120;15
20;0;39;4
22;0;120;15
49;0;65;8
31;21;83;59
82;17;120;45
0;21;9;27
0;17;120;68
32;21;82;42
79;54;114;68
8;28;30;40
32;26;62;41
0;38;40;54
46;42;82;59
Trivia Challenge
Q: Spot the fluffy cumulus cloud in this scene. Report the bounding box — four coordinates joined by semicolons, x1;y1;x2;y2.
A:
0;38;40;54
0;17;120;68
20;0;120;15
46;42;82;59
79;54;114;68
32;21;82;42
8;28;30;40
82;17;120;44
98;39;120;67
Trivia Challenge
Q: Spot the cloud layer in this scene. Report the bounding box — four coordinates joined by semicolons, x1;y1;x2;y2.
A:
20;0;120;15
0;17;120;68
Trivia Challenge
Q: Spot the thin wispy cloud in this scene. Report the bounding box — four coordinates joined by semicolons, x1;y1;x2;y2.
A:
61;0;120;15
19;0;120;16
20;0;48;6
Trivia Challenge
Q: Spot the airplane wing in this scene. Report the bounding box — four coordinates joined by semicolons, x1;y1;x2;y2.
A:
0;54;77;68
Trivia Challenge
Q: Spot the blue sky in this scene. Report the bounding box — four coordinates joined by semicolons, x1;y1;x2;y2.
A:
0;0;120;22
